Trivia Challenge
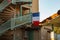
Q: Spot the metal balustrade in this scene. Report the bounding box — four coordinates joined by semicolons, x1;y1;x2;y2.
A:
12;0;32;3
12;0;32;4
0;19;11;35
0;0;12;12
0;13;32;35
11;13;32;29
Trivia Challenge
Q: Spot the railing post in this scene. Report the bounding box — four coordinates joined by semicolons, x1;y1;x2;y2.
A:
50;24;55;40
20;5;22;21
11;18;15;30
11;13;16;30
20;5;22;16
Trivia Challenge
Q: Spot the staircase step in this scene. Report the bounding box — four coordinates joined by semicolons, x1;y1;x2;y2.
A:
4;14;11;16
0;16;11;18
1;13;12;15
0;19;4;25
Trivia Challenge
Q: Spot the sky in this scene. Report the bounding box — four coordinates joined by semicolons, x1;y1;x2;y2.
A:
39;0;60;22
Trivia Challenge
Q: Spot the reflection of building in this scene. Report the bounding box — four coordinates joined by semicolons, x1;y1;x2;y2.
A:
51;13;58;19
41;11;60;40
41;12;59;23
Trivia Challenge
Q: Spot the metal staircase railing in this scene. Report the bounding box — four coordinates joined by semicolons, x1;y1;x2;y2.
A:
0;0;32;12
0;19;11;35
12;0;32;3
11;13;32;29
0;13;32;35
0;0;12;12
12;0;32;4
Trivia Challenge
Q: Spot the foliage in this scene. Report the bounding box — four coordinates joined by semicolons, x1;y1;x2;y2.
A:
54;27;60;34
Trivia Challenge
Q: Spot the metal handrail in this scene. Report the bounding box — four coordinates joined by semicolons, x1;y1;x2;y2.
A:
12;0;32;3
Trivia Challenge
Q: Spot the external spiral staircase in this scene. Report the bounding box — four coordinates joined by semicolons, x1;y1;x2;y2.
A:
0;0;32;36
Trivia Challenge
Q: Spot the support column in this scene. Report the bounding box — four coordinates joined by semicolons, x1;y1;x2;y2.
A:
20;5;22;16
50;24;55;40
50;31;55;40
32;0;40;40
32;0;39;13
32;0;39;27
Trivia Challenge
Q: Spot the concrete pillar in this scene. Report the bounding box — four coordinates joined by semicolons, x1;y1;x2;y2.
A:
32;0;40;40
50;31;55;40
34;30;41;40
32;0;39;13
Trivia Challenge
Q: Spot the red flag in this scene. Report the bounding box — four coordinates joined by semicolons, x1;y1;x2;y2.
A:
32;21;39;27
7;0;11;2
